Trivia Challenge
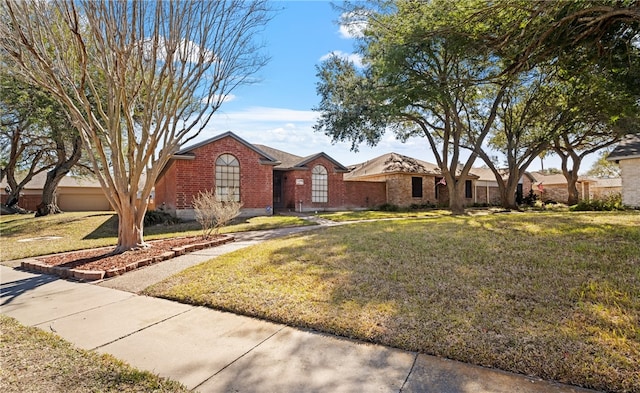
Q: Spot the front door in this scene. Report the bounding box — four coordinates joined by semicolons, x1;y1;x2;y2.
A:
273;171;284;209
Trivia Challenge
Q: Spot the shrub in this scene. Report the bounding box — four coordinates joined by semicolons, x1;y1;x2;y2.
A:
144;210;180;226
192;189;243;239
521;190;538;207
409;202;436;210
379;203;400;212
570;193;625;211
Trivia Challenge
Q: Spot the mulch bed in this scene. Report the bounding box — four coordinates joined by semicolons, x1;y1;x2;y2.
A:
20;235;234;282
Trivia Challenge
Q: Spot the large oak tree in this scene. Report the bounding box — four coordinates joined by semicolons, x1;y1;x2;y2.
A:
1;0;271;252
315;0;510;214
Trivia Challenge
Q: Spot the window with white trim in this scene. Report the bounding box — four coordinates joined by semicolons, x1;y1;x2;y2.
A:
311;165;328;203
215;154;240;202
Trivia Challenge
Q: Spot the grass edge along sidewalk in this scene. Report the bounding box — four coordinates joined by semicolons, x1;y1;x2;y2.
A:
145;211;640;393
0;315;190;393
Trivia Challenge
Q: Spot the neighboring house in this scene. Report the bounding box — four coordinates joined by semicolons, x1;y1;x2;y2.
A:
344;152;479;207
470;167;535;206
607;133;640;208
154;131;386;219
589;177;622;200
529;171;594;203
0;172;112;211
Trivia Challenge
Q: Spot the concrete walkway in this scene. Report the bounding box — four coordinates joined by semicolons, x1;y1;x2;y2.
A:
1;220;599;393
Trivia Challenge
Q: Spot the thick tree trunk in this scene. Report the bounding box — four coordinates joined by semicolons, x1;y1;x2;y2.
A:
114;202;148;254
499;175;522;210
448;181;466;215
36;184;62;216
566;174;580;205
35;136;83;217
499;187;519;210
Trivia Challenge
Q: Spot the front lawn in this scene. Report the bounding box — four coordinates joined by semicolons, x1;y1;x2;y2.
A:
0;212;313;262
0;315;189;393
316;208;451;221
145;211;640;393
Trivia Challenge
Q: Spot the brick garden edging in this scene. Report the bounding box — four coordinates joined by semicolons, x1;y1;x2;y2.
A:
20;235;235;282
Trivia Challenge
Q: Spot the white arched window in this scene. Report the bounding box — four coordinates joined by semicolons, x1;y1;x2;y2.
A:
311;165;328;203
215;154;240;202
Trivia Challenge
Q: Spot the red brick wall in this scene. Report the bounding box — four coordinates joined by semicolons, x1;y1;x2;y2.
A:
156;135;274;217
282;157;348;212
344;181;386;208
278;159;388;212
154;163;177;213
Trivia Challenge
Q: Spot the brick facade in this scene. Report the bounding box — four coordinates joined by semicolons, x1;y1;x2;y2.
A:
273;157;386;212
154;132;389;217
620;158;640;207
155;134;274;219
536;182;590;204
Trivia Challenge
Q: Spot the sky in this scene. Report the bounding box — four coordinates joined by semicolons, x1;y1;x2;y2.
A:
194;0;594;172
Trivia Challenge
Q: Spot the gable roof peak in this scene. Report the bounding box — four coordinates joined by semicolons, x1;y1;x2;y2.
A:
174;131;279;164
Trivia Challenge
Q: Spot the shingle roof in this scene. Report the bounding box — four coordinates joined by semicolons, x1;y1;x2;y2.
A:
345;153;441;180
253;144;304;169
607;133;640;161
253;144;349;172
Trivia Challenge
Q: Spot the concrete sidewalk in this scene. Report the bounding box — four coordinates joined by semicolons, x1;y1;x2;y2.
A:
1;221;599;392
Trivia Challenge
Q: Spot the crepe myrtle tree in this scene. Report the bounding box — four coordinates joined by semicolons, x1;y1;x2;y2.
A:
1;0;271;252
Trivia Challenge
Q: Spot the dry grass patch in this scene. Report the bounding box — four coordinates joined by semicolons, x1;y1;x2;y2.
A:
0;315;188;393
317;209;451;221
145;211;640;393
0;212;312;261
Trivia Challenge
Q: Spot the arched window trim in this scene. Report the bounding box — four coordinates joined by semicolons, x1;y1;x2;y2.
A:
311;164;328;203
215;153;240;202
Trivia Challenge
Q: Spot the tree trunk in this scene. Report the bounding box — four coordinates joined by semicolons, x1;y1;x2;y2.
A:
499;187;519;210
36;170;65;216
35;136;83;217
114;202;148;254
566;173;580;205
448;180;466;215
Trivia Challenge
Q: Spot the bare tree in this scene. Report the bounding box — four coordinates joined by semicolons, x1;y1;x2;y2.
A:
1;0;270;252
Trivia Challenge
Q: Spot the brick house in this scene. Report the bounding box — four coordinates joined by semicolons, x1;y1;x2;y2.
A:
607;133;640;208
529;171;593;203
344;153;479;207
471;167;535;205
589;177;622;200
154;131;386;219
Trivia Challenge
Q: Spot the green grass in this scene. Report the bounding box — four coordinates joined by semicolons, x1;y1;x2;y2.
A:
0;315;189;393
145;211;640;393
0;211;313;261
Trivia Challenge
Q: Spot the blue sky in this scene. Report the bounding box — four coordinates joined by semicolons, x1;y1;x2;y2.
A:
197;0;589;172
196;0;440;167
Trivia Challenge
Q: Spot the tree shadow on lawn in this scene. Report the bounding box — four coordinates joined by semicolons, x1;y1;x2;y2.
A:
204;218;639;392
83;215;200;240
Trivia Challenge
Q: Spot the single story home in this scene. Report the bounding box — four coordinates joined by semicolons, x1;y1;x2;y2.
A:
528;171;594;203
470;167;535;206
344;152;479;207
589;177;622;200
0;172;112;212
154;131;386;219
607;133;640;208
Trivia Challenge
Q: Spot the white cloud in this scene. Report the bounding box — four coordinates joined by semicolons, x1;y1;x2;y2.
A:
187;106;441;166
338;11;368;39
143;37;215;64
203;94;236;105
319;51;364;68
216;106;318;123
